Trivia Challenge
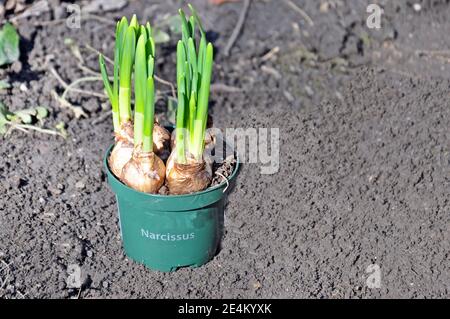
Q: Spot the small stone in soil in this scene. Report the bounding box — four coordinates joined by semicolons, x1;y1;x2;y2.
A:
283;90;294;103
304;85;314;97
75;180;86;190
10;61;22;73
19;83;28;92
48;185;63;196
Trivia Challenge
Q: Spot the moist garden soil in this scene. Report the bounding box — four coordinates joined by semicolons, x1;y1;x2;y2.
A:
0;0;449;298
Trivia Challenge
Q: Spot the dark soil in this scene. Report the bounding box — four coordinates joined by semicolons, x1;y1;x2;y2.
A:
0;0;449;298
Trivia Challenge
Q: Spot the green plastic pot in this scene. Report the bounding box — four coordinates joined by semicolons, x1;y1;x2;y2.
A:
104;144;239;272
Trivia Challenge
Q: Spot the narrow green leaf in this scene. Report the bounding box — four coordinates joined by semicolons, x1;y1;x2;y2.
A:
193;43;213;157
179;9;191;46
147;56;154;78
188;38;198;78
149;38;156;58
188;3;205;36
197;34;206;76
143;77;155;153
99;55;114;103
197;43;214;122
129;14;139;29
100;54;119;132
119;26;136;88
134;34;148;146
175;88;186;163
176;41;186;91
192;71;198;99
189;16;196;39
188;93;196;144
184;61;191;99
119;26;136;123
117;17;129;64
115;17;128;97
166;97;177;125
145;22;152;38
139;25;147;41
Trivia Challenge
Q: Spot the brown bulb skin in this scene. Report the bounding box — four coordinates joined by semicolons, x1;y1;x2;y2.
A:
122;151;166;194
165;150;212;195
153;123;171;160
108;121;134;179
109;121;170;179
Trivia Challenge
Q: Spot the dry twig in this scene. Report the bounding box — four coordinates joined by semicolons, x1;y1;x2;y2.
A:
283;0;314;26
224;0;252;56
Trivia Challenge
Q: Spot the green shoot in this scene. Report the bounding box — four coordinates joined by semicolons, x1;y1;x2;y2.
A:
188;94;196;146
99;55;119;131
115;17;128;96
143;77;155;153
134;34;148;147
134;21;156;153
174;5;214;162
129;14;139;29
188;3;205;36
176;41;187;163
99;15;157;154
119;26;136;123
192;43;213;157
99;17;128;133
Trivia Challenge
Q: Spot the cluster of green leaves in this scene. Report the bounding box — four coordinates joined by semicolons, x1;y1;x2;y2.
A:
175;4;214;163
0;102;48;134
0;22;20;66
134;20;156;153
100;15;157;153
99;16;155;136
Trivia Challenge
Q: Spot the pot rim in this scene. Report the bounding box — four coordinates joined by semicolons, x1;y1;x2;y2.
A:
104;143;240;198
